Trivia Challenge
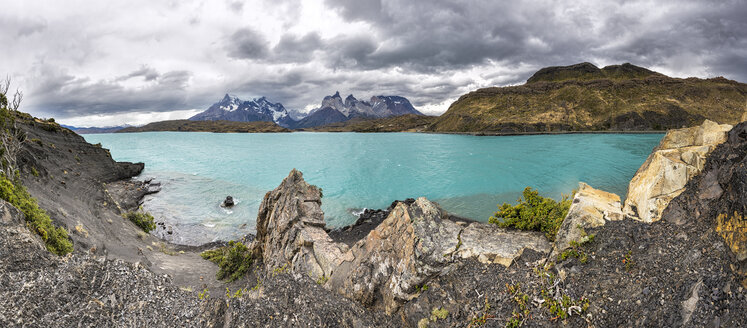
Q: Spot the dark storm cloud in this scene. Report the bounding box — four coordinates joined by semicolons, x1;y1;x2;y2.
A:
272;32;323;63
226;28;270;60
27;64;193;118
322;0;747;82
117;65;160;82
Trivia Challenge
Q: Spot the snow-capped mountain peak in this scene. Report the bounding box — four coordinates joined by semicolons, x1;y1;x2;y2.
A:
190;94;295;128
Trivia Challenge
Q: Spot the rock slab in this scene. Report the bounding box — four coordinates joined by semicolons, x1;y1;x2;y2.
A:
624;119;732;222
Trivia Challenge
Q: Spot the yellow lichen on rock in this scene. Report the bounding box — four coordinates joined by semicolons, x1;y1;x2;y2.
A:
716;212;747;261
624;120;732;222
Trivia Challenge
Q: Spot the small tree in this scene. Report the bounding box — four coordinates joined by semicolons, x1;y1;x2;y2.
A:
0;76;25;178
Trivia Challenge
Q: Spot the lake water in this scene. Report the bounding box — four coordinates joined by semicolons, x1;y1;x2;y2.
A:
84;132;662;245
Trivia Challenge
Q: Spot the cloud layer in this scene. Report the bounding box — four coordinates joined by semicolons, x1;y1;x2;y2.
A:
0;0;745;126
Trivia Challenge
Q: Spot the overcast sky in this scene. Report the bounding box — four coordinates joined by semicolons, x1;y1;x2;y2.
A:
1;0;745;127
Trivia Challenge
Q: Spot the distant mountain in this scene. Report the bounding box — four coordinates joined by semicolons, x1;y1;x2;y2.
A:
292;92;423;129
190;94;295;128
116;120;289;133
62;124;131;134
429;62;747;132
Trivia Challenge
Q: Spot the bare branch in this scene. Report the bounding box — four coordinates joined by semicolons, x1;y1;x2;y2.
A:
0;76;9;95
11;90;22;111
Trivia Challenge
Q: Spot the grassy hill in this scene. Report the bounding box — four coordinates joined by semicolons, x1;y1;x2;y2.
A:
308;114;437;132
117;120;289;133
429;63;747;133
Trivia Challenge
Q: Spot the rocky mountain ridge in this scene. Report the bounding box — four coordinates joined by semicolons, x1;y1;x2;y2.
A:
190;94;296;128
292;91;423;129
188;92;423;130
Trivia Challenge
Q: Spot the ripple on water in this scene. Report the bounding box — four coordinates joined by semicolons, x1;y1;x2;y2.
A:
84;132;663;245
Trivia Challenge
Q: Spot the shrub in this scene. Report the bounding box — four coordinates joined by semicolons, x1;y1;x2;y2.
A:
201;240;253;282
0;175;73;255
488;187;572;241
123;211;156;232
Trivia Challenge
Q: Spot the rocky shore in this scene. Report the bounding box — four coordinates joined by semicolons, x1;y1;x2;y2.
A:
1;117;747;327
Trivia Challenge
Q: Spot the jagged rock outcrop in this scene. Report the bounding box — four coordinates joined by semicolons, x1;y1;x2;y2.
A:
623;120;732;222
551;182;624;257
251;169;349;278
252;169;551;314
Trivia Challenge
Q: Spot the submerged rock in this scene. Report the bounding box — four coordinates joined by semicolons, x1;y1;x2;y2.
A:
221;196;234;207
624;119;732;222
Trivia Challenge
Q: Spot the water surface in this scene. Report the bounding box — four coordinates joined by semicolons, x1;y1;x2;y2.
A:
84;132;662;245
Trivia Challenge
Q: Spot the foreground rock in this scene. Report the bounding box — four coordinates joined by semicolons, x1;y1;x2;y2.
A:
663;121;747;270
550;182;624;258
251;169;551;314
623;119;732;222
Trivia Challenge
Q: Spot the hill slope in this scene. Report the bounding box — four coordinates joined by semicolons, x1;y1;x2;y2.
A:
429;62;747;132
117;120;289;133
308;114;437;132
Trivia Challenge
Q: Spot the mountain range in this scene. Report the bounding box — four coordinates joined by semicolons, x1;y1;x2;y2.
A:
189;94;296;128
189;92;423;129
293;92;423;129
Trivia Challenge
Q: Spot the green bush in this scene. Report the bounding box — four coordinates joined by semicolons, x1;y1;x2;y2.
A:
123;211;156;232
201;240;253;282
488;187;572;241
0;175;73;255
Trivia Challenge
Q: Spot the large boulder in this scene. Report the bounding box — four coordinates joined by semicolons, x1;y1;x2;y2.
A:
551;182;624;258
327;198;551;314
252;170;552;314
623;120;732;222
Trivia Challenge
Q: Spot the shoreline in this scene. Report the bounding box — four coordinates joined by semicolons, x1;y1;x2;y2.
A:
420;130;667;136
87;129;669;135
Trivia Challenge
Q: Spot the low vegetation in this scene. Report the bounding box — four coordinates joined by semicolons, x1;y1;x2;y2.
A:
123;210;156;232
117;119;289;133
0;175;73;255
488;187;572;241
200;240;253;282
310;114;437;132
558;226;596;263
504;267;591;327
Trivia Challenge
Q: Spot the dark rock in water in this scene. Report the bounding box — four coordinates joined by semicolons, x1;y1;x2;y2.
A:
145;181;161;195
222;196;234;207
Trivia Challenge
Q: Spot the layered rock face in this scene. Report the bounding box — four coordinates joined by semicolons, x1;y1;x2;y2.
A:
663;121;747;266
252;169;550;314
623;120;732;222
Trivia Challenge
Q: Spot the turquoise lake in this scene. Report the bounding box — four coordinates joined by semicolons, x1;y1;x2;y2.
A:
84;132;663;245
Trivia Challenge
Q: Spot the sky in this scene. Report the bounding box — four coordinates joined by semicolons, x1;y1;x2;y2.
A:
1;0;745;127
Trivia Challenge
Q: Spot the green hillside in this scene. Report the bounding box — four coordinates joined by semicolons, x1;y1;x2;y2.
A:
429;63;747;132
